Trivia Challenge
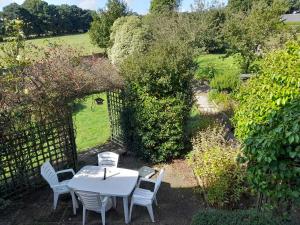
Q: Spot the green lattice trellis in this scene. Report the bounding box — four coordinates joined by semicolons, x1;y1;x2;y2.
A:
0;112;77;198
107;90;124;146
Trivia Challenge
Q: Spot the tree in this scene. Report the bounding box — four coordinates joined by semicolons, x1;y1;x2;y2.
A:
22;0;49;36
108;16;152;65
223;0;290;73
287;0;300;13
2;3;33;36
89;0;129;49
150;0;181;13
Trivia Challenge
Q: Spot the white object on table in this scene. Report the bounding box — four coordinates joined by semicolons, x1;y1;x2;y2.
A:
98;151;119;168
67;166;139;224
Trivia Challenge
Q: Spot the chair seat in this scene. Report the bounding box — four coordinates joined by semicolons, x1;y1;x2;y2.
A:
54;179;71;193
132;188;154;205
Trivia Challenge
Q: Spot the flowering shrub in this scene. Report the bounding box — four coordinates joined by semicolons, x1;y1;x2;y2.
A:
189;124;245;208
1;43;123;116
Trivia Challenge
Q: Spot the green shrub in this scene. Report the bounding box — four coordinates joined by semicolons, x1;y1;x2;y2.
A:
195;63;216;81
208;90;236;114
210;72;240;92
121;41;195;162
234;41;300;208
108;16;152;65
191;209;289;225
188;124;245;208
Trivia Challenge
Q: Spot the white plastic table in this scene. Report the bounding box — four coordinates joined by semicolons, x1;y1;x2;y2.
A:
68;166;139;224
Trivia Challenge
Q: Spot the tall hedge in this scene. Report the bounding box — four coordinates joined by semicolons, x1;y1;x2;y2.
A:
234;42;300;207
121;42;196;162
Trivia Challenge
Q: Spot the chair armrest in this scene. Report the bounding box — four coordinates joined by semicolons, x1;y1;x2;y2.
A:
137;177;156;187
56;168;75;176
51;184;69;192
101;196;109;203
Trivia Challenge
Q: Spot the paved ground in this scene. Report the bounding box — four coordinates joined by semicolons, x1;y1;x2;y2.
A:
0;143;203;225
193;84;219;114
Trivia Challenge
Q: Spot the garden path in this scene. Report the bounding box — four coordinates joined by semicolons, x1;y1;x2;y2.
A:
193;84;219;114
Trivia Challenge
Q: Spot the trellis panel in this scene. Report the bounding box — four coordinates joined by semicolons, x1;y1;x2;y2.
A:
107;90;124;146
0;113;77;198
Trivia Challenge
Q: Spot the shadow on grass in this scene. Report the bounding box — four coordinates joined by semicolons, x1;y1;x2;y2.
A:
72;102;87;115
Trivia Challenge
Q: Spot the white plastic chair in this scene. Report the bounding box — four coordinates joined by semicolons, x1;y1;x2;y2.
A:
75;190;109;225
97;152;119;168
129;169;165;223
40;161;76;210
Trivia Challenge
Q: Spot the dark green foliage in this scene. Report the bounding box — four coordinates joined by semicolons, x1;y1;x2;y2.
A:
0;1;93;37
191;210;290;225
150;0;181;13
121;42;195;162
89;0;129;49
287;0;300;13
234;42;300;209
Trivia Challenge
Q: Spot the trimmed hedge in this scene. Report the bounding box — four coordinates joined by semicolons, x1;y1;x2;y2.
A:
121;41;195;162
191;210;289;225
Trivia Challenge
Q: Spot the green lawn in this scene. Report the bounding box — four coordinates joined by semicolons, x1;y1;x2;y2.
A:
26;33;103;56
73;93;111;152
195;54;241;79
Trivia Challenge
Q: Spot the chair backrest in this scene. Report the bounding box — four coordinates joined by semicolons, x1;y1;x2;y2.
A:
75;190;104;212
41;161;59;188
98;151;119;168
153;169;165;195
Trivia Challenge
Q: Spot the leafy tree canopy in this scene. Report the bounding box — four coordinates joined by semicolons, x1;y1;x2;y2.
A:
150;0;181;13
89;0;129;49
0;0;93;37
223;0;291;73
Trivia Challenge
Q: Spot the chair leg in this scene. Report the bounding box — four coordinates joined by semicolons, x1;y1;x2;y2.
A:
113;196;117;208
53;192;59;210
129;200;134;222
146;204;155;223
70;191;78;215
82;207;86;225
154;196;158;206
101;208;106;225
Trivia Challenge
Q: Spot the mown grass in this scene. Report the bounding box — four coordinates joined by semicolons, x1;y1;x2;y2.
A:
195;54;241;80
73;93;110;152
26;33;104;56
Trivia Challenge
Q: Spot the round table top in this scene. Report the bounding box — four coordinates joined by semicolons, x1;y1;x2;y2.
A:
67;166;139;197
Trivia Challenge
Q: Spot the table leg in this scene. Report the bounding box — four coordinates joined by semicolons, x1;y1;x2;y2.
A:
123;196;129;224
70;191;79;215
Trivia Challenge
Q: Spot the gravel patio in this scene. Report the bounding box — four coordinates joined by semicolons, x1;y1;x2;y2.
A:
0;142;203;225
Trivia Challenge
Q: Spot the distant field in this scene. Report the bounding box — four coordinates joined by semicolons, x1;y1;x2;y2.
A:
73;94;111;152
195;54;241;79
26;33;103;56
